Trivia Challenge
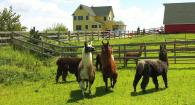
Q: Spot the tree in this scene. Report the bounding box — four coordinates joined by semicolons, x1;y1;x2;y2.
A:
0;6;26;31
43;23;68;32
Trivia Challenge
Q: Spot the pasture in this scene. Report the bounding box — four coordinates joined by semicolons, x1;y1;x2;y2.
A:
1;34;195;105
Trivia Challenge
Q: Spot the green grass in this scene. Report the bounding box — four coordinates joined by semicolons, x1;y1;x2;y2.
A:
1;33;195;105
69;33;195;46
1;68;195;105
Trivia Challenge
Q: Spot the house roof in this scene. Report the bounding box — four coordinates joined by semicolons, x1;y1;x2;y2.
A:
163;2;195;25
72;4;114;17
92;6;113;16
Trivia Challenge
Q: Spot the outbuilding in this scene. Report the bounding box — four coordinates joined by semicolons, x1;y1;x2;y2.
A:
163;2;195;33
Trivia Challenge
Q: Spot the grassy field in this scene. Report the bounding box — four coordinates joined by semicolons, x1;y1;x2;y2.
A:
1;34;195;105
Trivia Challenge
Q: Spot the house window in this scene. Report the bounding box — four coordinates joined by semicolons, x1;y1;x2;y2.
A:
74;16;77;20
76;25;82;30
85;25;88;29
86;16;89;20
92;25;97;28
104;17;107;21
78;16;83;20
99;25;101;28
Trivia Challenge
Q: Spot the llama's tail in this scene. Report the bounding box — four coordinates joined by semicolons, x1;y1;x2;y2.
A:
56;58;62;65
136;60;145;75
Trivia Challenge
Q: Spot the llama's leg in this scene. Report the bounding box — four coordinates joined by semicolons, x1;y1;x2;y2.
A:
56;67;62;83
75;72;79;82
88;82;92;95
162;72;168;88
96;61;99;70
141;75;149;92
100;63;102;71
110;77;113;88
125;59;128;67
152;75;159;90
79;81;85;97
133;72;142;92
62;70;68;82
103;74;108;91
85;81;88;91
112;73;118;88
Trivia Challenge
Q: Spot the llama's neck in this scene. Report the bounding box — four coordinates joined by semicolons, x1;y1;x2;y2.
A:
82;48;92;65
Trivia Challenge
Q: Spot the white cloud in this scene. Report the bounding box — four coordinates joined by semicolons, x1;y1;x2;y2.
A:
0;0;166;31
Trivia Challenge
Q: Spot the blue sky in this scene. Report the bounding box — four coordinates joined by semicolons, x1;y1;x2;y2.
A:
0;0;195;31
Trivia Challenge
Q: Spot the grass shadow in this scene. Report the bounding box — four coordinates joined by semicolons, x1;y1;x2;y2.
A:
92;86;113;97
66;86;113;103
67;90;84;103
131;87;166;96
54;80;76;85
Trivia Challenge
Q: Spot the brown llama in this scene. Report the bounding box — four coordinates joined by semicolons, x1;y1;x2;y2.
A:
56;57;81;83
124;44;144;67
96;53;102;71
78;41;95;97
101;40;118;91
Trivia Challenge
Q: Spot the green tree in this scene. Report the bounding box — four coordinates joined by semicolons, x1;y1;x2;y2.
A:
0;6;26;31
43;23;68;32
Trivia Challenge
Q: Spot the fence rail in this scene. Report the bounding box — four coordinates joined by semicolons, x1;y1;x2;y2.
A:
1;31;195;67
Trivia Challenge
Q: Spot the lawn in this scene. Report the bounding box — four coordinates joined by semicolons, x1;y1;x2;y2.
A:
1;45;195;105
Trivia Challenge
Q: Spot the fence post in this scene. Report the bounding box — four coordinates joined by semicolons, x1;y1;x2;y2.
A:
118;45;121;64
174;39;176;64
98;31;100;41
77;32;79;42
144;43;147;58
123;31;125;38
85;31;87;41
113;31;116;39
68;31;70;42
119;31;121;39
92;31;94;41
123;44;127;67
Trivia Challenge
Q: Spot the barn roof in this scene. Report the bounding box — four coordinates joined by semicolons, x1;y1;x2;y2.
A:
163;2;195;25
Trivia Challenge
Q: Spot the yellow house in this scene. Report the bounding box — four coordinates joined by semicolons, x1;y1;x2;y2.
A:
72;4;126;32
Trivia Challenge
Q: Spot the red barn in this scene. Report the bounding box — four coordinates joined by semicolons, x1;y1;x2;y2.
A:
163;2;195;33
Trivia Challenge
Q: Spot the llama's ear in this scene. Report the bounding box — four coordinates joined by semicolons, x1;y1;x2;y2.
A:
160;44;163;50
107;40;109;45
90;41;93;45
164;44;167;49
102;40;104;45
84;41;87;47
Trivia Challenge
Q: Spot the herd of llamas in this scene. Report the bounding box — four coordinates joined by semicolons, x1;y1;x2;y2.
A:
56;41;169;97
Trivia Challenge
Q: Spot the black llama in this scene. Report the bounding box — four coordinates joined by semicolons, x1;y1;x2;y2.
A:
133;44;168;92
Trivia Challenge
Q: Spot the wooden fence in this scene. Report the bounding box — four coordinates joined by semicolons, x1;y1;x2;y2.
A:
8;32;195;67
38;30;137;42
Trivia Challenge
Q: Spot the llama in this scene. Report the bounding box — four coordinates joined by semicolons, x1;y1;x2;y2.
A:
133;44;168;92
101;40;118;91
96;53;102;71
56;57;81;83
124;44;144;67
78;41;95;97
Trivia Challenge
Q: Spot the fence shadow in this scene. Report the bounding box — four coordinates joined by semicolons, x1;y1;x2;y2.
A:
131;87;166;96
66;86;113;103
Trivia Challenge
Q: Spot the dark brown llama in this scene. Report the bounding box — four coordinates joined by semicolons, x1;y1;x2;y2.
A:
56;57;81;83
101;40;118;91
96;53;102;71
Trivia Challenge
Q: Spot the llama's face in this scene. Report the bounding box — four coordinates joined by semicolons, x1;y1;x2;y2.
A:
159;44;167;61
101;41;112;55
84;42;95;53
